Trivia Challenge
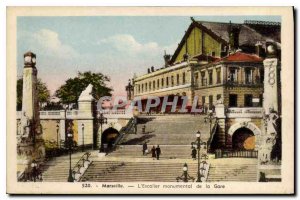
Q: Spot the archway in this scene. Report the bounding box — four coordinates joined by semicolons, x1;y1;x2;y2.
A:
101;127;120;152
232;128;255;150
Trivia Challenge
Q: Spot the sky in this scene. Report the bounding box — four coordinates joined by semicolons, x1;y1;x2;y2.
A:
17;15;281;97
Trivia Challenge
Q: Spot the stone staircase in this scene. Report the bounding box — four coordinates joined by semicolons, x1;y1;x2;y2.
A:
207;159;258;182
120;115;211;145
42;152;88;182
108;145;207;159
81;161;198;182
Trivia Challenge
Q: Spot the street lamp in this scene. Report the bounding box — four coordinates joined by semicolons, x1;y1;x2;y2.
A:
191;130;206;182
67;131;74;182
176;163;195;182
31;160;38;182
81;123;85;152
56;123;60;148
97;112;107;152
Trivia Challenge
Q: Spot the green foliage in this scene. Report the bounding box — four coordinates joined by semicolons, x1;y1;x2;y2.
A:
17;78;51;111
55;71;112;104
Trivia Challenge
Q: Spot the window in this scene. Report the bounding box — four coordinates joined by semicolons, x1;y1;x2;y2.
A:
209;95;213;110
153;81;155;90
216;69;221;84
177;74;180;85
208;70;213;85
229;94;238;107
217;94;222;100
171;75;174;87
201;72;206;86
183;72;186;84
228;68;237;83
166;77;169;87
202;96;206;105
142;84;144;93
138;85;140;93
245;68;253;84
149;82;151;91
259;68;264;84
244;94;253;107
194;72;199;86
161;78;164;88
212;51;215;57
259;94;263;107
157;79;159;89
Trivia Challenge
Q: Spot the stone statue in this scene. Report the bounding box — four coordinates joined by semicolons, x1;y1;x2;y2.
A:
78;84;94;101
259;109;279;163
20;111;32;139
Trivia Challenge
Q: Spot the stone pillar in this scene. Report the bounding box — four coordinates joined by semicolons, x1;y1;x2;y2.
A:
18;52;45;176
59;119;66;142
77;84;94;147
259;43;280;163
215;102;226;147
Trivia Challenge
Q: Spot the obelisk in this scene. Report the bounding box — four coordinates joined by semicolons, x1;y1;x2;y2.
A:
17;52;45;179
258;42;281;164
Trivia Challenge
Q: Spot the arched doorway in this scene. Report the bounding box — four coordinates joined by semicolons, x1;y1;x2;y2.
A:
101;128;120;152
232;128;255;150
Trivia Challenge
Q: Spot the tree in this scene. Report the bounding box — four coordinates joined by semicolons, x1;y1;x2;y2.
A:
55;71;112;105
17;78;51;111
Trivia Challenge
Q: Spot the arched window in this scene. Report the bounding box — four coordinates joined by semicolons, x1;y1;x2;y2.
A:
166;77;169;87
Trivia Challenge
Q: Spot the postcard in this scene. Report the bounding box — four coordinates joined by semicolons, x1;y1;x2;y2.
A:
6;6;294;194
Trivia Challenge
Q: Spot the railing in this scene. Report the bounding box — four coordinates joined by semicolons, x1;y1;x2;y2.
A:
100;109;126;115
215;149;258;159
72;152;92;182
206;121;218;152
225;81;263;87
226;107;263;118
114;117;136;147
18;166;44;182
16;110;93;120
99;109;133;119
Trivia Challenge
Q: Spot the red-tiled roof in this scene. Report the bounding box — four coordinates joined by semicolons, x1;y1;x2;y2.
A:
216;51;263;63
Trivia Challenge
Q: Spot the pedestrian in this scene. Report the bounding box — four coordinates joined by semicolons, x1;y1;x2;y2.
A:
191;147;197;160
142;125;146;134
142;142;148;155
155;145;161;160
151;146;156;160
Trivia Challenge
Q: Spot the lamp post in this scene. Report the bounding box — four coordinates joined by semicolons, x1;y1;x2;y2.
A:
56;123;60;148
97;112;107;152
31;160;38;182
81;123;85;152
67;130;74;182
191;131;202;182
176;163;194;182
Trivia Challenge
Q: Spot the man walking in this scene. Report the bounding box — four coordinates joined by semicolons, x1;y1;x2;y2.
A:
142;142;148;155
155;145;161;160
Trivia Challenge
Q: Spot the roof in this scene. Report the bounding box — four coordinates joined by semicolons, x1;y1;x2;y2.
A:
199;21;280;46
214;51;263;64
170;19;280;64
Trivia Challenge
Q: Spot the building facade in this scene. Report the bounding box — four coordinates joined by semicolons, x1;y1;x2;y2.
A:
132;19;280;113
